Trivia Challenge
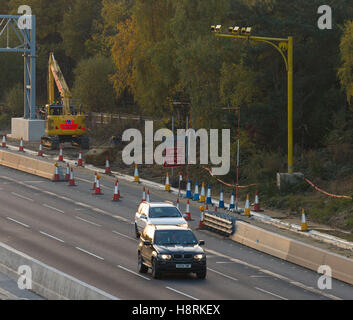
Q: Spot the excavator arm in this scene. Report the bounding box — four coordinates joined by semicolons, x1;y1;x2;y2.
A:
48;52;72;115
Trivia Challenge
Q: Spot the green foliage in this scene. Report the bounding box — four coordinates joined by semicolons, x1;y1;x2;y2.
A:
72;55;116;112
5;82;23;116
338;21;353;106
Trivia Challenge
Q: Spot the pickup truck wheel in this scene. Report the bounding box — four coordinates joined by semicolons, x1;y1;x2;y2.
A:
138;253;148;273
135;223;140;238
152;259;161;279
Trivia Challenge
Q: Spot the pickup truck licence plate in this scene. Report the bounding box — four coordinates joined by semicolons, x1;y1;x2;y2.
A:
176;264;191;268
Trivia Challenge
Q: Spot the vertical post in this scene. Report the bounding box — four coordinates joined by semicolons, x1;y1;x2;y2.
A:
30;15;36;119
171;115;174;178
287;36;293;174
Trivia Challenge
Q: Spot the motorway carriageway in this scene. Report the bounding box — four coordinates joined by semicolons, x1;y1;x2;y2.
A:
0;165;352;300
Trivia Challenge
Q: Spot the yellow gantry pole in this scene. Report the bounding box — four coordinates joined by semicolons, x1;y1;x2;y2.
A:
214;32;294;174
287;37;294;174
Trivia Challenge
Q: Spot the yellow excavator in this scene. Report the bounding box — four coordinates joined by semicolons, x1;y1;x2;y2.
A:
39;52;89;150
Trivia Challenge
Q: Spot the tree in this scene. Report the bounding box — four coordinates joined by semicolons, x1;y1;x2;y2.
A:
338;21;353;106
72;55;116;113
5;82;23;117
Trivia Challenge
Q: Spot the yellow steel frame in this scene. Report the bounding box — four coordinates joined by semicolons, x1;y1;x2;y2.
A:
214;33;294;174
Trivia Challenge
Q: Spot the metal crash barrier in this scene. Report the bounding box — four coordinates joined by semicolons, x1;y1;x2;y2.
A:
203;212;236;236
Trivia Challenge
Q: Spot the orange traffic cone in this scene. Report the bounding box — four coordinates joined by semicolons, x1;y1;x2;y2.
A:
77;151;83;167
68;168;77;186
176;198;180;209
92;172;97;190
184;200;191;221
53;163;60;182
165;172;171;192
141;186;146;202
38;142;44;157
105;156;111;174
58;145;64;162
18;137;24;152
93;175;103;195
146;189;150;202
112;179;120;201
65;163;70;181
253;191;262;212
1;135;7;148
198;206;205;229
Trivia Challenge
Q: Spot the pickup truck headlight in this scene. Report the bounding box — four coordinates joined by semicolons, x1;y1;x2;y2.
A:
194;254;205;260
159;254;172;260
178;223;189;228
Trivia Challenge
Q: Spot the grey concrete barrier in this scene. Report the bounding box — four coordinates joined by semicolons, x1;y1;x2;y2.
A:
231;221;353;285
0;242;119;300
0;149;65;181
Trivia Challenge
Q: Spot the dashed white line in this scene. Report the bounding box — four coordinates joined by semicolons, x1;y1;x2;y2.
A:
39;231;65;243
255;287;288;300
117;265;151;281
207;267;238;281
42;204;64;214
75;247;104;260
112;231;136;241
75;216;102;227
166;287;198;300
6;217;30;228
10;192;34;202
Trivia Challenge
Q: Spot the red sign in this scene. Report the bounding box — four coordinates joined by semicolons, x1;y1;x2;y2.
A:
60;119;78;131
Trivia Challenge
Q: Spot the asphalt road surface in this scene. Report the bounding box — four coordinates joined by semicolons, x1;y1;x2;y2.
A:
0;165;352;300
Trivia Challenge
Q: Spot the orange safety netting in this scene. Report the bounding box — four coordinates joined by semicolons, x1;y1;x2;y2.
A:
304;178;352;200
202;167;257;189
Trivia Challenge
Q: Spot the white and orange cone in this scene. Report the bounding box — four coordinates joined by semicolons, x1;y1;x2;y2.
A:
184;200;191;221
65;163;70;181
301;209;308;232
105;156;111;174
1;135;7;148
18;137;24;152
176;198;180;209
68;168;76;186
92;172;97;190
53;163;60;181
77;151;83;167
141;186;146;202
58;145;64;162
93;175;103;195
112;179;120;201
253;191;262;212
146;189;150;202
38;142;44;157
165;172;170;192
244;194;251;216
198;206;205;229
134;164;140;183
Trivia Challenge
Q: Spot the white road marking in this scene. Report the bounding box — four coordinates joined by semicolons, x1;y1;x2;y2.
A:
255;287;288;300
6;217;30;228
166;287;199;300
207;267;238;281
204;248;342;300
117;265;150;281
75;216;101;227
250;275;272;278
39;231;65;243
42;204;64;214
75;247;104;260
112;231;136;241
10;192;34;202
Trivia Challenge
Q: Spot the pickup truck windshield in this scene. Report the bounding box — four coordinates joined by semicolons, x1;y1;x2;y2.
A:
149;207;182;219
